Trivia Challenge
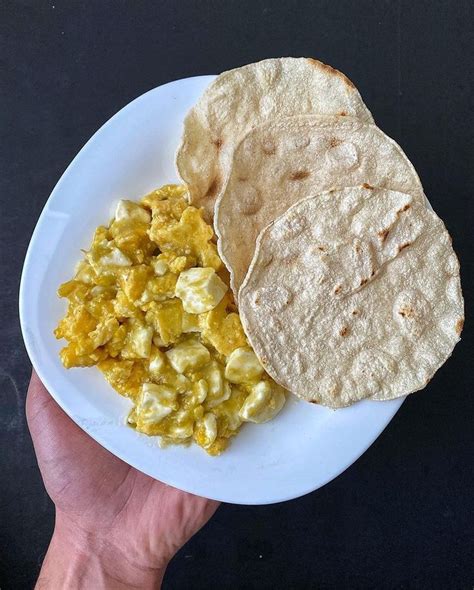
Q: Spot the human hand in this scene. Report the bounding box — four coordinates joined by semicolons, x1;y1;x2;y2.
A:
26;371;219;589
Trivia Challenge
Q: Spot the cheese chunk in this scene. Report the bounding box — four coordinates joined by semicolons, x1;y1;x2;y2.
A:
225;347;264;384
152;259;168;276
148;347;167;377
115;200;151;223
195;413;217;448
202;361;231;408
122;322;153;359
99;247;132;267
136;383;177;426
239;381;286;423
175;267;227;313
166;339;211;373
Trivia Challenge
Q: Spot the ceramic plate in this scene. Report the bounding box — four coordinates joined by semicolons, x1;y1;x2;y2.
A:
19;76;404;504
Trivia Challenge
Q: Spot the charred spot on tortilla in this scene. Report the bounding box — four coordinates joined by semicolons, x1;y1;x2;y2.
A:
378;228;390;242
328;137;342;148
397;203;411;215
398;242;411;252
398;306;414;318
306;58;356;89
289;170;310;181
206;176;220;198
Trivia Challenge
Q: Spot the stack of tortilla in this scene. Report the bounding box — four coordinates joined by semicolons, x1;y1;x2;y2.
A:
176;57;464;408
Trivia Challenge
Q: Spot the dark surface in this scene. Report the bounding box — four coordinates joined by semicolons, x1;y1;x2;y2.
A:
1;1;473;588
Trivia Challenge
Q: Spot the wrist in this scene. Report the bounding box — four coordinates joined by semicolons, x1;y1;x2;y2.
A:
37;511;167;589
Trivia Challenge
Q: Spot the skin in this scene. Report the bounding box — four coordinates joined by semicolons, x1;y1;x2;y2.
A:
26;371;219;589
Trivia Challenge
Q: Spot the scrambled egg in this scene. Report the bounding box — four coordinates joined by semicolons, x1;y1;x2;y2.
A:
55;185;285;455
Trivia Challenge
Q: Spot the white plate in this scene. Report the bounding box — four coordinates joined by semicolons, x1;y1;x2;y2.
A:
19;76;404;505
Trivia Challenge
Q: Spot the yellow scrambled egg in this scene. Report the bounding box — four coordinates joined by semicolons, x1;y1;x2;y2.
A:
55;185;285;455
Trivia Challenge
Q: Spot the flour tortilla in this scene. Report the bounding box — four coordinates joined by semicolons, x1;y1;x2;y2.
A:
239;186;464;407
176;58;373;219
215;115;426;294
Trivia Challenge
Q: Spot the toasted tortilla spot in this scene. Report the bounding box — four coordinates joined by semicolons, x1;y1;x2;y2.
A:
289;170;310;181
397;203;411;214
455;317;464;335
206;177;220;197
399;306;414;318
328;137;342;148
306;58;356;89
378;228;390;242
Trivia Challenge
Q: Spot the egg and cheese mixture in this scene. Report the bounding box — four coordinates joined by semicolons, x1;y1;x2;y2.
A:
55;184;285;455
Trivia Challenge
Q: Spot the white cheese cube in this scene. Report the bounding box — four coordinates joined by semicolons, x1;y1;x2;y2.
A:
165;339;211;373
88;318;118;348
203;361;231;408
194;379;208;404
99;247;132;267
239;381;286;423
219;402;243;432
167;410;194;439
130;323;153;358
148;347;167;378
175;267;227;313
225;347;264;384
115;200;151;223
197;413;217;448
137;383;177;425
75;260;95;283
152;259;168;276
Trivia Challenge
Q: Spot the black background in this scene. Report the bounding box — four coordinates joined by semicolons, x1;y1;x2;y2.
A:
1;1;473;588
